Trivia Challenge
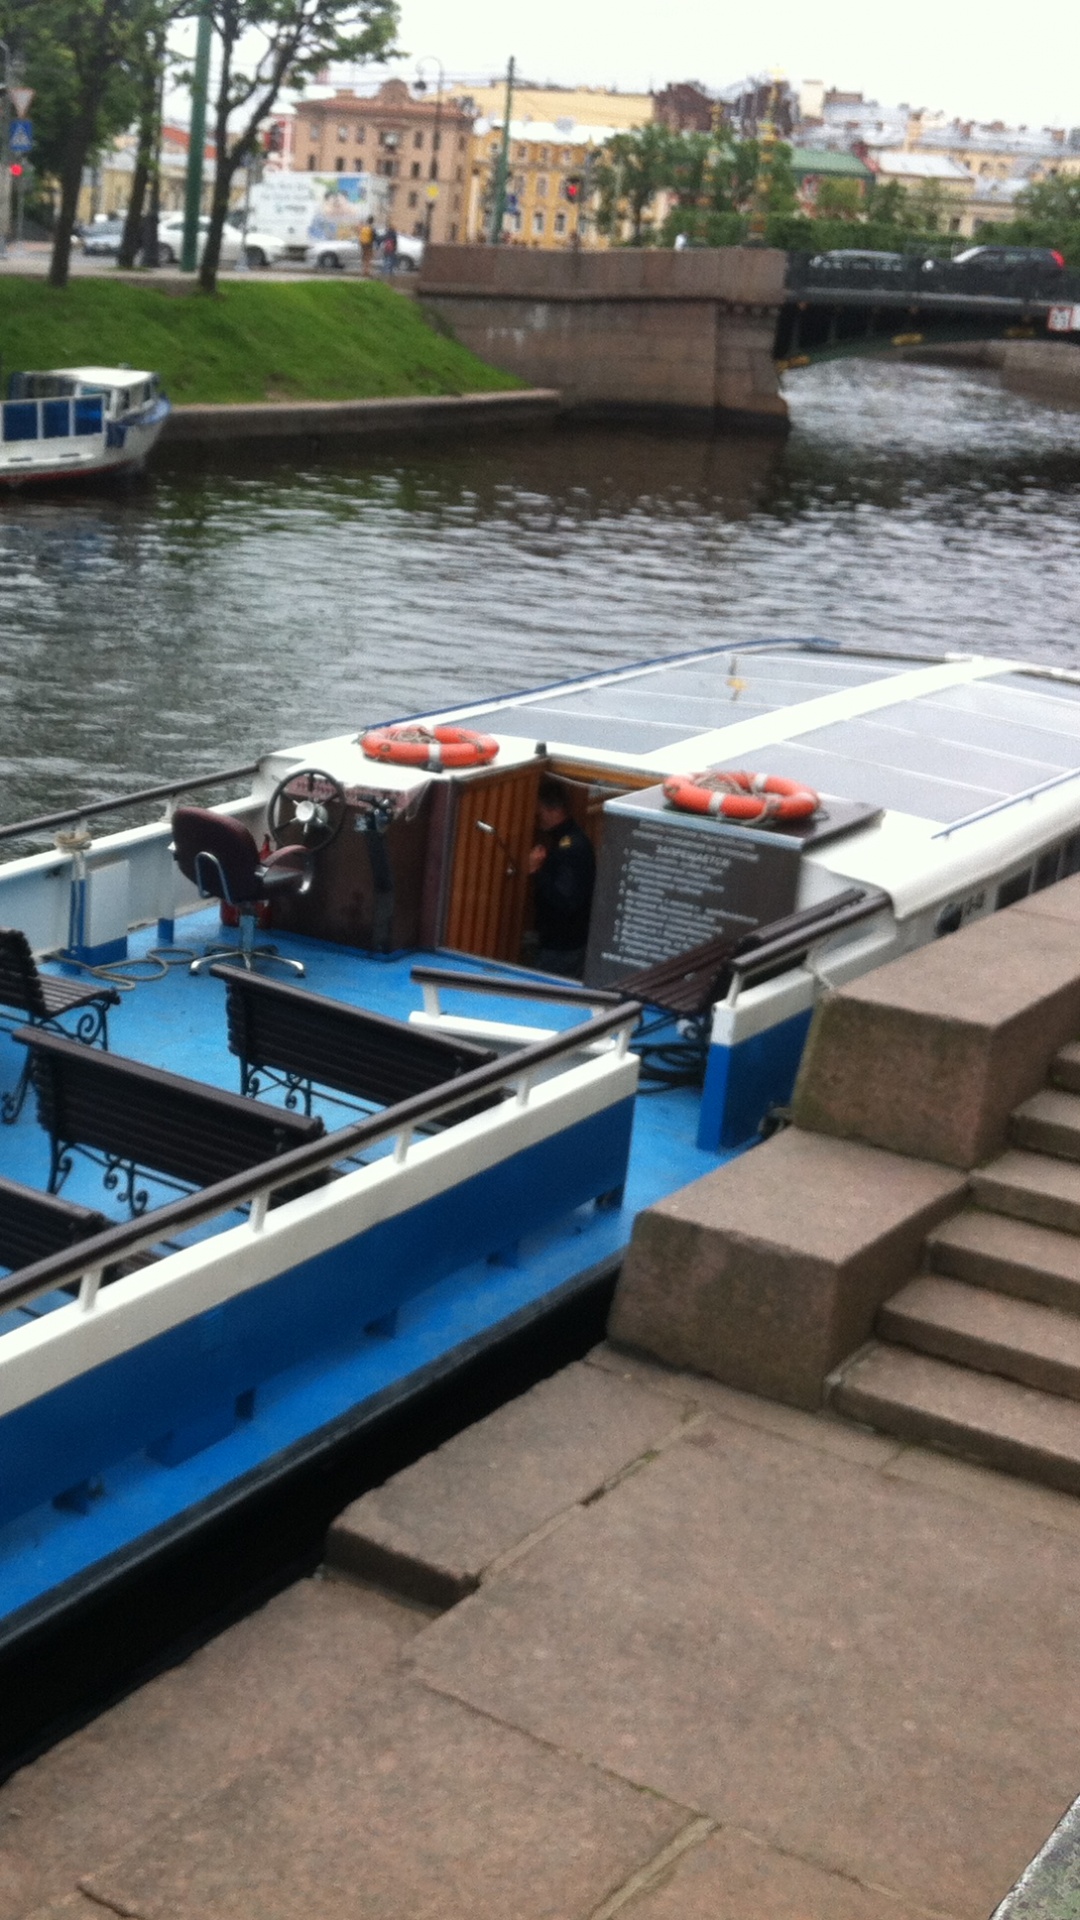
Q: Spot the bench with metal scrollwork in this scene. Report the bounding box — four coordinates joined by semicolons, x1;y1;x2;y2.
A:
210;964;499;1124
13;1026;326;1217
0;1173;107;1278
0;928;120;1125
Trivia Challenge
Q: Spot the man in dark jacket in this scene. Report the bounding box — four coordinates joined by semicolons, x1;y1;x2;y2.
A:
528;777;596;976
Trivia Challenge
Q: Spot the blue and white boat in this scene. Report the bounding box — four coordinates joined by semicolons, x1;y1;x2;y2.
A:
3;636;1080;1759
0;366;170;487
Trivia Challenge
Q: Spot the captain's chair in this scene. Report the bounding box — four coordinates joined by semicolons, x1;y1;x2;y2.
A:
170;807;312;977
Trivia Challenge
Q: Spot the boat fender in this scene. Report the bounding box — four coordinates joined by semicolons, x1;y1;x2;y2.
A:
360;724;500;771
662;770;820;823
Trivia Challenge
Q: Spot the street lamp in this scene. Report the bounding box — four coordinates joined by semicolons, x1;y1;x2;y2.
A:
413;57;444;245
0;40;11;259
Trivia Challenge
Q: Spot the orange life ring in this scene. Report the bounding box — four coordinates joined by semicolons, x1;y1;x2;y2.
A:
360;724;500;771
662;769;820;823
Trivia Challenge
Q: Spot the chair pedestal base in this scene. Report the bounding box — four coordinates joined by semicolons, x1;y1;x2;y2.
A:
190;912;305;979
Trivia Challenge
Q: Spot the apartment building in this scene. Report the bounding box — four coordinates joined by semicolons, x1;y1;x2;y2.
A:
466;119;613;246
298;79;472;240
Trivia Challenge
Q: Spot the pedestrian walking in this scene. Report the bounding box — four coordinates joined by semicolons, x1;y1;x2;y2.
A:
359;219;375;276
381;225;398;276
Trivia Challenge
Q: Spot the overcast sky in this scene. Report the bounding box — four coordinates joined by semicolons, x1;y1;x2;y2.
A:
170;0;1079;135
368;0;1079;132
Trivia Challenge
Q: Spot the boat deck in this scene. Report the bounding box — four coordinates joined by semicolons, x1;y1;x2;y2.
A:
0;909;721;1628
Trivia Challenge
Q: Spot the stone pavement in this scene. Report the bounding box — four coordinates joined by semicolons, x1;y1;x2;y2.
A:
4;1347;1080;1920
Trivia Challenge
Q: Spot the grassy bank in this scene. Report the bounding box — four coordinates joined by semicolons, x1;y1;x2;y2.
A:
0;277;520;405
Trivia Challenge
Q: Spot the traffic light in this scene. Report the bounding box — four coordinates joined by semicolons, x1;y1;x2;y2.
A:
263;122;284;155
8;164;22;179
563;174;583;204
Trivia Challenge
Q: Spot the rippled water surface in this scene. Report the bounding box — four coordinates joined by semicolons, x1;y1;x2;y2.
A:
1;358;1079;823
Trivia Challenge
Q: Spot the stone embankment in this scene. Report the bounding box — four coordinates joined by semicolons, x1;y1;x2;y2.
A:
162;387;560;450
905;336;1080;404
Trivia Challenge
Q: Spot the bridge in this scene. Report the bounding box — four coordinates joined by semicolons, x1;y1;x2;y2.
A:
416;246;1080;434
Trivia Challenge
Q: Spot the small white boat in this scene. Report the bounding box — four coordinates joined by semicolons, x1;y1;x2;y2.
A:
0;366;171;487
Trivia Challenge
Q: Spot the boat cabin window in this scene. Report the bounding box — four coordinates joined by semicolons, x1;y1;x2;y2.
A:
997;867;1033;909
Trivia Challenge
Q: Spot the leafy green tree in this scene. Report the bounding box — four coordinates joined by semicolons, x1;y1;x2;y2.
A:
813;177;863;219
1015;173;1080;225
593;123;673;242
903;178;948;233
196;0;398;293
866;176;905;224
0;0;161;285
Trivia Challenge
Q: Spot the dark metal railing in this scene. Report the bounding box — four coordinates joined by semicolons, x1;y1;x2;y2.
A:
0;764;260;848
785;251;1080;304
727;886;892;990
0;997;641;1318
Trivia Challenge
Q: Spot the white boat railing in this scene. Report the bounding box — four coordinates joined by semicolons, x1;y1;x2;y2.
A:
0;999;642;1325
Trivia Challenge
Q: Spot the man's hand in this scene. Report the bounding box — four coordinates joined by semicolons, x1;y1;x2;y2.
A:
527;844;547;875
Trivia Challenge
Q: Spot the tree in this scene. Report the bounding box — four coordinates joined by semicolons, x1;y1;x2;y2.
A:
593;124;672;243
196;0;398;293
813;177;864;220
0;0;163;286
866;177;905;225
1016;173;1080;225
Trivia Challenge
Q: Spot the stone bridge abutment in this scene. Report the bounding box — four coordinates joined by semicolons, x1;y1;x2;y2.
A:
417;245;790;433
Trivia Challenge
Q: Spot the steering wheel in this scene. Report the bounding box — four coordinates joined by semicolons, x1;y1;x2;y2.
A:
266;767;347;854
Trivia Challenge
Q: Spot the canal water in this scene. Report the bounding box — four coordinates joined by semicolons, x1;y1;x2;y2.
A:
1;357;1079;827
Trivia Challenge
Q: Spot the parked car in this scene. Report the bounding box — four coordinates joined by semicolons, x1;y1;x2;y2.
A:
807;249;907;275
81;218;126;257
153;216;287;269
943;245;1066;274
306;232;425;273
919;245;1068;293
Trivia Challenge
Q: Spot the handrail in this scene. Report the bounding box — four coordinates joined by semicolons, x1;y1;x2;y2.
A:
411;965;626;1010
0;764;260;847
931;766;1080;839
728;887;892;984
0;998;641;1317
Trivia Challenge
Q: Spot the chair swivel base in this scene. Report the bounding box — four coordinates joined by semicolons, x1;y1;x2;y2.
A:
190;924;305;978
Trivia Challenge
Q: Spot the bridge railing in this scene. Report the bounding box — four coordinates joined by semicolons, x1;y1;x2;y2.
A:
785;251;1080;303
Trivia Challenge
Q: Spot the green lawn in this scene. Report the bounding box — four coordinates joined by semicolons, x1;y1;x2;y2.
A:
0;277;520;405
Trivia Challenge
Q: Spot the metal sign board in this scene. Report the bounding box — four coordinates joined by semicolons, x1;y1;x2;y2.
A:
8;121;33;155
1049;304;1080;334
10;88;33;117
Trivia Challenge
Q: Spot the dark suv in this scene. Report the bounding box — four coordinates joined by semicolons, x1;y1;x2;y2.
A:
921;244;1067;294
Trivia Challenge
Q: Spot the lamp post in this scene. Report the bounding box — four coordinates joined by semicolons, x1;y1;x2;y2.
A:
413;57;444;244
181;3;212;272
489;54;515;245
0;40;11;260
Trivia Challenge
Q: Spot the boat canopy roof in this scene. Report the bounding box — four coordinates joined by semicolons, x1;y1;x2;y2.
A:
432;642;1080;832
37;367;156;390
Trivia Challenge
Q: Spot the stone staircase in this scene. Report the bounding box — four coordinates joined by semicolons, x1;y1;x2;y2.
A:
831;1041;1080;1493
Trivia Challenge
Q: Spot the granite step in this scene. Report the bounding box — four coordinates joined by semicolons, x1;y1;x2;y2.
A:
1051;1040;1080;1095
927;1208;1080;1313
971;1149;1080;1237
1010;1088;1080;1163
879;1274;1080;1401
831;1343;1080;1495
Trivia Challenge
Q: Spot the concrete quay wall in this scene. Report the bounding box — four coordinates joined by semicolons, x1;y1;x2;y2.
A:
161;386;560;450
417;245;789;432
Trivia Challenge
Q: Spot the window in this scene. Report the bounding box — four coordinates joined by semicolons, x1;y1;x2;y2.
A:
554;211;566;234
457;134;466;151
513;174;525;193
455;165;463;183
355;125;366;143
411;161;421;178
337;124;348;142
335;155;344;171
561;147;570;162
306;154;315;171
516;144;527;160
532;210;545;235
536;176;547;198
539;145;549;162
354;157;364;170
450;222;458;240
408;190;418;207
309;123;320;141
414;129;424;148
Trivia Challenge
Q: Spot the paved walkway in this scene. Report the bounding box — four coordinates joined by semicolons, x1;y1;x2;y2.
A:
3;1345;1079;1920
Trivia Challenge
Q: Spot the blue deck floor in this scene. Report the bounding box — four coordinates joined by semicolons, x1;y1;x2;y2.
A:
0;911;728;1627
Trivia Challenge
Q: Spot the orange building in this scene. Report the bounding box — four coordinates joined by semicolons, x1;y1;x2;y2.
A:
297;79;472;240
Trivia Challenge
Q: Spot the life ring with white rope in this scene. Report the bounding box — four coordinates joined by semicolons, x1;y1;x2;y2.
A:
360;724;500;771
662;769;820;823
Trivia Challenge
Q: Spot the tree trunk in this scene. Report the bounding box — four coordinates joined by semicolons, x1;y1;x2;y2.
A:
48;127;92;289
118;47;158;269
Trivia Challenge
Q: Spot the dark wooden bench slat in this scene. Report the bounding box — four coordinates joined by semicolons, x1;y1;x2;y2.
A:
211;966;498;1113
0;928;120;1020
14;1027;324;1197
0;1173;107;1274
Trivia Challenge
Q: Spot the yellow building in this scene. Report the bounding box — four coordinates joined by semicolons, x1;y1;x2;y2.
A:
465;118;613;247
462;85;651;132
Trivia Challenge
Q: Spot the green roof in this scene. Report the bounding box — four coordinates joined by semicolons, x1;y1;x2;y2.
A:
790;147;873;180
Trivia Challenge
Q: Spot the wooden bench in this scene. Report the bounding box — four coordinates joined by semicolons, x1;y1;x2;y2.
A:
209;965;498;1121
0;1173;106;1276
0;927;120;1124
14;1027;325;1216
